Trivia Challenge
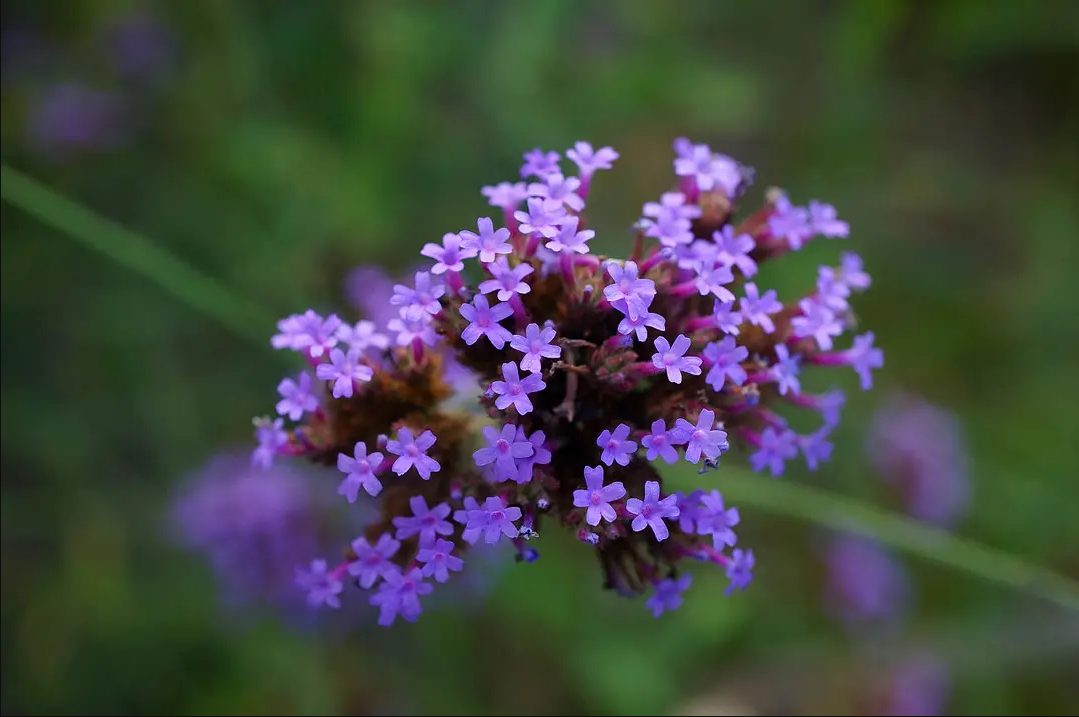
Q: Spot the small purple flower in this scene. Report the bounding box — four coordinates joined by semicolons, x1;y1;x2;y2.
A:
388;311;438;348
544;216;595;254
882;654;951;717
572;465;627;526
416;538;464;583
515;426;552;483
453;496;483;544
336;441;384;501
315;347;373;399
697;490;740;549
768;195;813;250
618;309;666;341
296;559;343;609
520;148;561;178
347;533;400;588
645;215;694;248
386;428;441;479
694;262;737;302
510;323;561;373
817;266;852;312
838;251;871;292
391;271;445;316
750;427;799;476
643;191;702;223
676;489;705;533
421;232;478;274
596;423;638;467
252;417;288;469
392;495;454;545
478;258;534;301
459;294;514;349
824;535;908;625
460;217;513;263
808;200;850;238
713;225;758;278
276;372;319;421
712;299;742;335
651;334;702;384
626;480;680;541
740;283;783;334
641;419;683;465
514;197;567;238
800;428;834;471
673;140;721;191
770;344;802;396
724;549;755;595
25;83;126;160
703;336;748;392
370;566;433;626
473;423;535;483
528;173;584;211
336;320;389;353
646;574;692;618
792;298;844;351
467;496;523;544
491;361;546;415
848;331;884;390
482;181;529;210
566;141;619;176
674;409;729;465
604;261;657;319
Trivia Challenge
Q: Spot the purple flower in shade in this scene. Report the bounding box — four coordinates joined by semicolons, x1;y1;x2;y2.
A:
824;535;909;625
646;574;692;618
566;141;619;176
391;271;445;317
881;654;951;717
703;336;748;392
816;266;852;312
694;262;737;302
514;197;567;238
848;331;884;390
467;496;523;544
315;347;373;399
651;334;702;384
473;423;535;483
417;538;465;583
808;200;850;238
296;559;343;609
740;283;782;334
675;489;705;533
515;427;551;483
626;480;680;541
102;10;179;85
386;428;441;479
460;217;513;263
370;566;433;626
712;225;758;278
388;310;438;348
800;428;834;471
520;148;561;178
336;441;384;501
528;173;584;211
392;495;453;545
604;261;657;320
453;497;484;544
572;465;627;526
768;194;813;250
618;309;666;341
482;181;529;210
336;320;390;353
750;427;799;476
545;216;595;254
596;423;639;467
252;417;288;469
478;258;534;301
817;389;847;427
347;533;401;588
509;322;561;373
642;419;683;465
25;83;126;160
770;344;802;396
724;549;755;595
792;298;844;351
712;299;742;335
838;251;871;292
422;232;478;275
459;294;514;348
867;394;970;526
276;372;319;421
697;490;740;549
674;409;729;465
491;362;546;415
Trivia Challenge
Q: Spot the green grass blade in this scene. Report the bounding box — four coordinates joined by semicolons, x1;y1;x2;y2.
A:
1;165;275;345
672;466;1079;612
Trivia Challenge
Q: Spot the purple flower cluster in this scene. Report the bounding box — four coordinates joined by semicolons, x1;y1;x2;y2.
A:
250;139;883;624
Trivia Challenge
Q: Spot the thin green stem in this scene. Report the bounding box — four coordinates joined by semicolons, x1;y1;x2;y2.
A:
1;165;275;345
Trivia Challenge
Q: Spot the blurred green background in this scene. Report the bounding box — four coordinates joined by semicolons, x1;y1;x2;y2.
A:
3;1;1078;715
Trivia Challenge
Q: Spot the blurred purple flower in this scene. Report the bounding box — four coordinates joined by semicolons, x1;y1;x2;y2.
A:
868;393;970;526
25;83;126;160
344;265;401;329
100;9;179;85
879;654;951;716
823;534;909;626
